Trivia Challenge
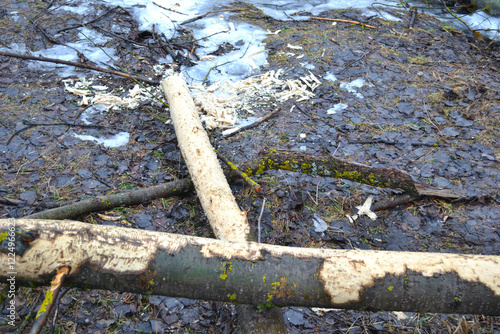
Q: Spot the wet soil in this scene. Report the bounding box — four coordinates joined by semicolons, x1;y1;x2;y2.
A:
0;0;499;333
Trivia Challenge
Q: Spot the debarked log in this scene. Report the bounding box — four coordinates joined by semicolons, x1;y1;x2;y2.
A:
161;73;250;243
1;219;499;316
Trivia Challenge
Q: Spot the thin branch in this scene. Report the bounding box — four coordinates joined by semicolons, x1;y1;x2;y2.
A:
222;107;281;138
348;139;436;147
0;51;159;85
57;6;124;33
310;16;377;29
29;267;70;334
180;9;243;26
216;150;262;193
257;198;266;243
7;121;105;145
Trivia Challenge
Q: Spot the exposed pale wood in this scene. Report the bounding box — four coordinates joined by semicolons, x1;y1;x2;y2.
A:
161;73;250;242
161;73;283;333
1;219;499;316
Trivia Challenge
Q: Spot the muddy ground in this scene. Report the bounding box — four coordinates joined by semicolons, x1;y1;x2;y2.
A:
0;0;499;333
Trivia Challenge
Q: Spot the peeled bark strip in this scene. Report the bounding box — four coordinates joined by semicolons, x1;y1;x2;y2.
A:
2;219;499;316
161;73;249;242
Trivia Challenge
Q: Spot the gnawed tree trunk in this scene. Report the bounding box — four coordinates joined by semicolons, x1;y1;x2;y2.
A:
161;73;285;332
160;73;249;243
1;219;499;316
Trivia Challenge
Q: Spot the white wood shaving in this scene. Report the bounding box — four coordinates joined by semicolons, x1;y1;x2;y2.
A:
266;29;281;35
190;68;321;129
287;44;303;50
64;67;321;129
64;79;161;110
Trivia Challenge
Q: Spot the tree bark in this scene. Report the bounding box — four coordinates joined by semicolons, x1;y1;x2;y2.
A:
24;179;193;220
241;150;419;195
1;219;499;316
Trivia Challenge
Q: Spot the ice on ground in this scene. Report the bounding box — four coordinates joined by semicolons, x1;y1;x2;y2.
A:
73;132;130;148
324;72;338;82
313;213;329;233
339;78;373;99
451;10;500;40
182;20;268;84
250;0;400;21
81;105;108;125
327;103;348;114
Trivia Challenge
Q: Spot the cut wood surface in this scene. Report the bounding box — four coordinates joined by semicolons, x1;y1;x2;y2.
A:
160;73;250;242
1;219;499;316
161;73;284;333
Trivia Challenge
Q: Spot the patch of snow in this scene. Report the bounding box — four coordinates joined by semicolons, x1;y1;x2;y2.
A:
324;72;338;82
57;4;92;15
339;77;372;99
313;213;328;232
408;1;500;40
80;104;108;125
327;103;348;115
251;0;399;21
301;62;315;70
73;132;130;148
453;10;500;40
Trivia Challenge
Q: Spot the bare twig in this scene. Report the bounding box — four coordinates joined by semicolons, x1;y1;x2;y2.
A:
348;139;436;147
310;16;377;29
222;107;281;138
180;9;243;26
216;151;262;193
57;6;125;33
0;51;158;85
257;198;266;243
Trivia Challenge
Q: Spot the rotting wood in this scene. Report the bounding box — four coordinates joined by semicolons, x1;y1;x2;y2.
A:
239;149;420;195
23;149;472;220
1;219;499;316
0;51;158;85
161;72;250;242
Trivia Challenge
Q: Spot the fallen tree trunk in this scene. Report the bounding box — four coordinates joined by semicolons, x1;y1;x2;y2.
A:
23;149;470;221
1;219;499;316
23;179;193;220
160;73;285;332
160;73;249;242
241;150;419;195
